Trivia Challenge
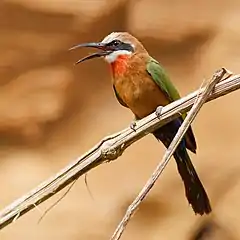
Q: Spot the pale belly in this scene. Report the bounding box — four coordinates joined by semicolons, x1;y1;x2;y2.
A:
114;75;170;119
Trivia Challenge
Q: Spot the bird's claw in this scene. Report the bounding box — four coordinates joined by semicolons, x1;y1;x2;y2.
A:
130;121;137;132
155;106;163;119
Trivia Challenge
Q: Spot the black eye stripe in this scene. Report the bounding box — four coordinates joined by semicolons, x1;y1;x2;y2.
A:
106;40;134;52
107;40;122;46
120;43;134;52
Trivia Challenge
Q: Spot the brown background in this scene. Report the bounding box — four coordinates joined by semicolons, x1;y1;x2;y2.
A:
0;0;240;239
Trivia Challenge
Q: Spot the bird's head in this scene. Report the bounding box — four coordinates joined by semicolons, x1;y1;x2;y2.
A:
70;32;146;65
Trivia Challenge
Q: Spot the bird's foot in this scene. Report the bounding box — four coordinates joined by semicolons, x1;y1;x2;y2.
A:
155;106;163;119
130;121;137;132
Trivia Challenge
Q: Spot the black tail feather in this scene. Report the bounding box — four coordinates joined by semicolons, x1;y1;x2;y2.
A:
173;148;212;215
153;119;212;215
179;117;197;154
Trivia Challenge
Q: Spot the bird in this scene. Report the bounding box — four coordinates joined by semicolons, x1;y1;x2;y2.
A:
69;32;212;215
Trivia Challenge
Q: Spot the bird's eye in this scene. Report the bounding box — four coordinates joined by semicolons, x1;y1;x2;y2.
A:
111;40;121;46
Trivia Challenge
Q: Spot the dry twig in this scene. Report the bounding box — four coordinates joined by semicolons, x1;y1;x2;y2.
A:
0;69;239;232
110;68;228;240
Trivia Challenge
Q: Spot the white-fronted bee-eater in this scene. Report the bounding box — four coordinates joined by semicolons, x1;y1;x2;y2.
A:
70;32;212;215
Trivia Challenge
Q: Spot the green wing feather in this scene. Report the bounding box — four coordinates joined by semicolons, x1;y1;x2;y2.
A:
146;57;197;153
146;58;187;118
146;58;180;101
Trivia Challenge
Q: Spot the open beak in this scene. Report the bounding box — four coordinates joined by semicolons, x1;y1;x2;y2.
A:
69;42;112;64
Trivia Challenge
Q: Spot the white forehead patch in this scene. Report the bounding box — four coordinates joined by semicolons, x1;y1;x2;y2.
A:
102;32;122;43
104;50;132;63
101;32;135;48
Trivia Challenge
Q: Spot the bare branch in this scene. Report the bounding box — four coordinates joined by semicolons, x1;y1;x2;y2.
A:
0;69;239;231
110;68;227;240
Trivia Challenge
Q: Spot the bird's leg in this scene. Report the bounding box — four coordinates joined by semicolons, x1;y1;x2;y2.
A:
130;115;139;132
155;106;163;119
130;121;137;131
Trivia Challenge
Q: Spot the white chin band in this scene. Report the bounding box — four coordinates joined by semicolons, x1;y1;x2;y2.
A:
105;50;132;63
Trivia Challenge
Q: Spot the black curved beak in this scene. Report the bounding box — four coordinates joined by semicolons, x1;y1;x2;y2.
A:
69;42;112;64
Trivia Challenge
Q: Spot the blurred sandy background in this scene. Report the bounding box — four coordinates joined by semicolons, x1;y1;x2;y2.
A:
0;0;240;239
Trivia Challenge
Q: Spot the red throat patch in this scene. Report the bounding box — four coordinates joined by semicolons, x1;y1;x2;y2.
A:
110;55;129;76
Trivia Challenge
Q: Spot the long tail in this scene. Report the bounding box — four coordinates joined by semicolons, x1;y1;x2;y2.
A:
153;120;212;215
173;147;211;215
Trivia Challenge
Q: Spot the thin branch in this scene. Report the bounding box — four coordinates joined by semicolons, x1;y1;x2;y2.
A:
0;69;239;231
84;173;95;200
110;68;227;240
37;179;78;224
